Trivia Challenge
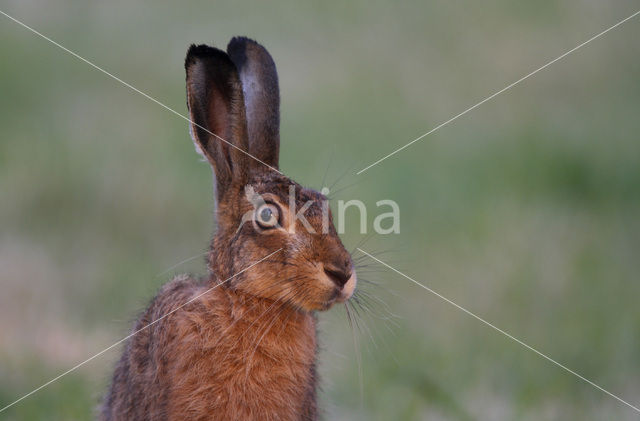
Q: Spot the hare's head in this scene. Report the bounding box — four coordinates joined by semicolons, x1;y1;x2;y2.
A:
185;38;355;311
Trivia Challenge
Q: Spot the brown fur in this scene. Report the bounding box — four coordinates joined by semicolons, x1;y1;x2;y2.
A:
100;38;355;420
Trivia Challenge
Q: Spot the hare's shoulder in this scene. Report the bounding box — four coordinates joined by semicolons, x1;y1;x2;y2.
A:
145;274;226;322
141;274;197;320
142;275;229;338
126;275;226;362
133;275;230;374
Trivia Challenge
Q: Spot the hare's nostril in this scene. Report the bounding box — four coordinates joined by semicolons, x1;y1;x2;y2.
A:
324;267;351;288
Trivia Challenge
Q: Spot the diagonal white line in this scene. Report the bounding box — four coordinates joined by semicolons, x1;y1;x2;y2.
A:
3;4;639;415
156;250;209;277
357;248;640;414
356;9;640;175
0;248;282;414
0;9;282;175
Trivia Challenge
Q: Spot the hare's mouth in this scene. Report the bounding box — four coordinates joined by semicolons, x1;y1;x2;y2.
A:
317;269;357;310
284;265;356;312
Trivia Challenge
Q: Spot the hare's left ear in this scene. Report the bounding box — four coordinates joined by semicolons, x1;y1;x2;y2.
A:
227;37;280;172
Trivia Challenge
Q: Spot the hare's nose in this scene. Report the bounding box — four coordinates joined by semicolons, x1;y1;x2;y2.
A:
324;266;352;289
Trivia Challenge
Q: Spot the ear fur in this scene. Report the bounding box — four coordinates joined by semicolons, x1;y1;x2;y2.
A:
185;44;250;199
227;37;280;172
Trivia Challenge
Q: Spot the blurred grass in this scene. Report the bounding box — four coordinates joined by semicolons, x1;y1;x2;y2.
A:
1;0;640;419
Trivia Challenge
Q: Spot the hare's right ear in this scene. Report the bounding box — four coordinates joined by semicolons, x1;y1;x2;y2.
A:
227;37;280;172
185;44;250;199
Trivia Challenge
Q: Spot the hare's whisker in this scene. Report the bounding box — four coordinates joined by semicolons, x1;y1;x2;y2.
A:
356;288;396;315
345;302;364;406
327;162;356;192
349;297;377;352
351;293;400;366
320;145;336;190
350;233;375;256
327;179;365;199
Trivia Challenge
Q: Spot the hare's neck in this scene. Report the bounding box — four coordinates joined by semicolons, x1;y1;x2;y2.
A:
228;292;318;372
214;290;317;415
225;290;317;351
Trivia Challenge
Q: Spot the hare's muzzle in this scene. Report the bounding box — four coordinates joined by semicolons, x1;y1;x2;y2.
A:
323;264;357;303
324;267;351;288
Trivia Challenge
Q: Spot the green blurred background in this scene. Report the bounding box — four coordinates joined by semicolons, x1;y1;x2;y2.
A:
1;1;639;419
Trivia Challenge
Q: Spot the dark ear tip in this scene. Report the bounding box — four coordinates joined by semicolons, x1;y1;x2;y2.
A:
227;36;275;71
184;44;229;70
228;36;260;51
185;44;209;69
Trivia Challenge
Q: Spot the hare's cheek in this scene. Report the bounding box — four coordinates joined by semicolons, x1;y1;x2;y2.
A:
293;279;332;311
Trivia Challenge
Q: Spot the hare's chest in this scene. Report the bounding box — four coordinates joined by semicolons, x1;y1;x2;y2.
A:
226;310;317;390
224;323;317;419
167;307;317;420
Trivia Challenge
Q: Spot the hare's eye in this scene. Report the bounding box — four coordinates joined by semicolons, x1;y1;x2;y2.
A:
255;203;279;229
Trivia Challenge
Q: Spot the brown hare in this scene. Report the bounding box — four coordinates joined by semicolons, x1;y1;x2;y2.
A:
100;37;356;420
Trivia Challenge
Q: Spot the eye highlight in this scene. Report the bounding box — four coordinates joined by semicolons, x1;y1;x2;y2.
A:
255;203;280;229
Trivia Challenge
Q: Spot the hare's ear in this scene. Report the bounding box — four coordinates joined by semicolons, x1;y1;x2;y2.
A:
185;44;250;199
227;37;280;172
